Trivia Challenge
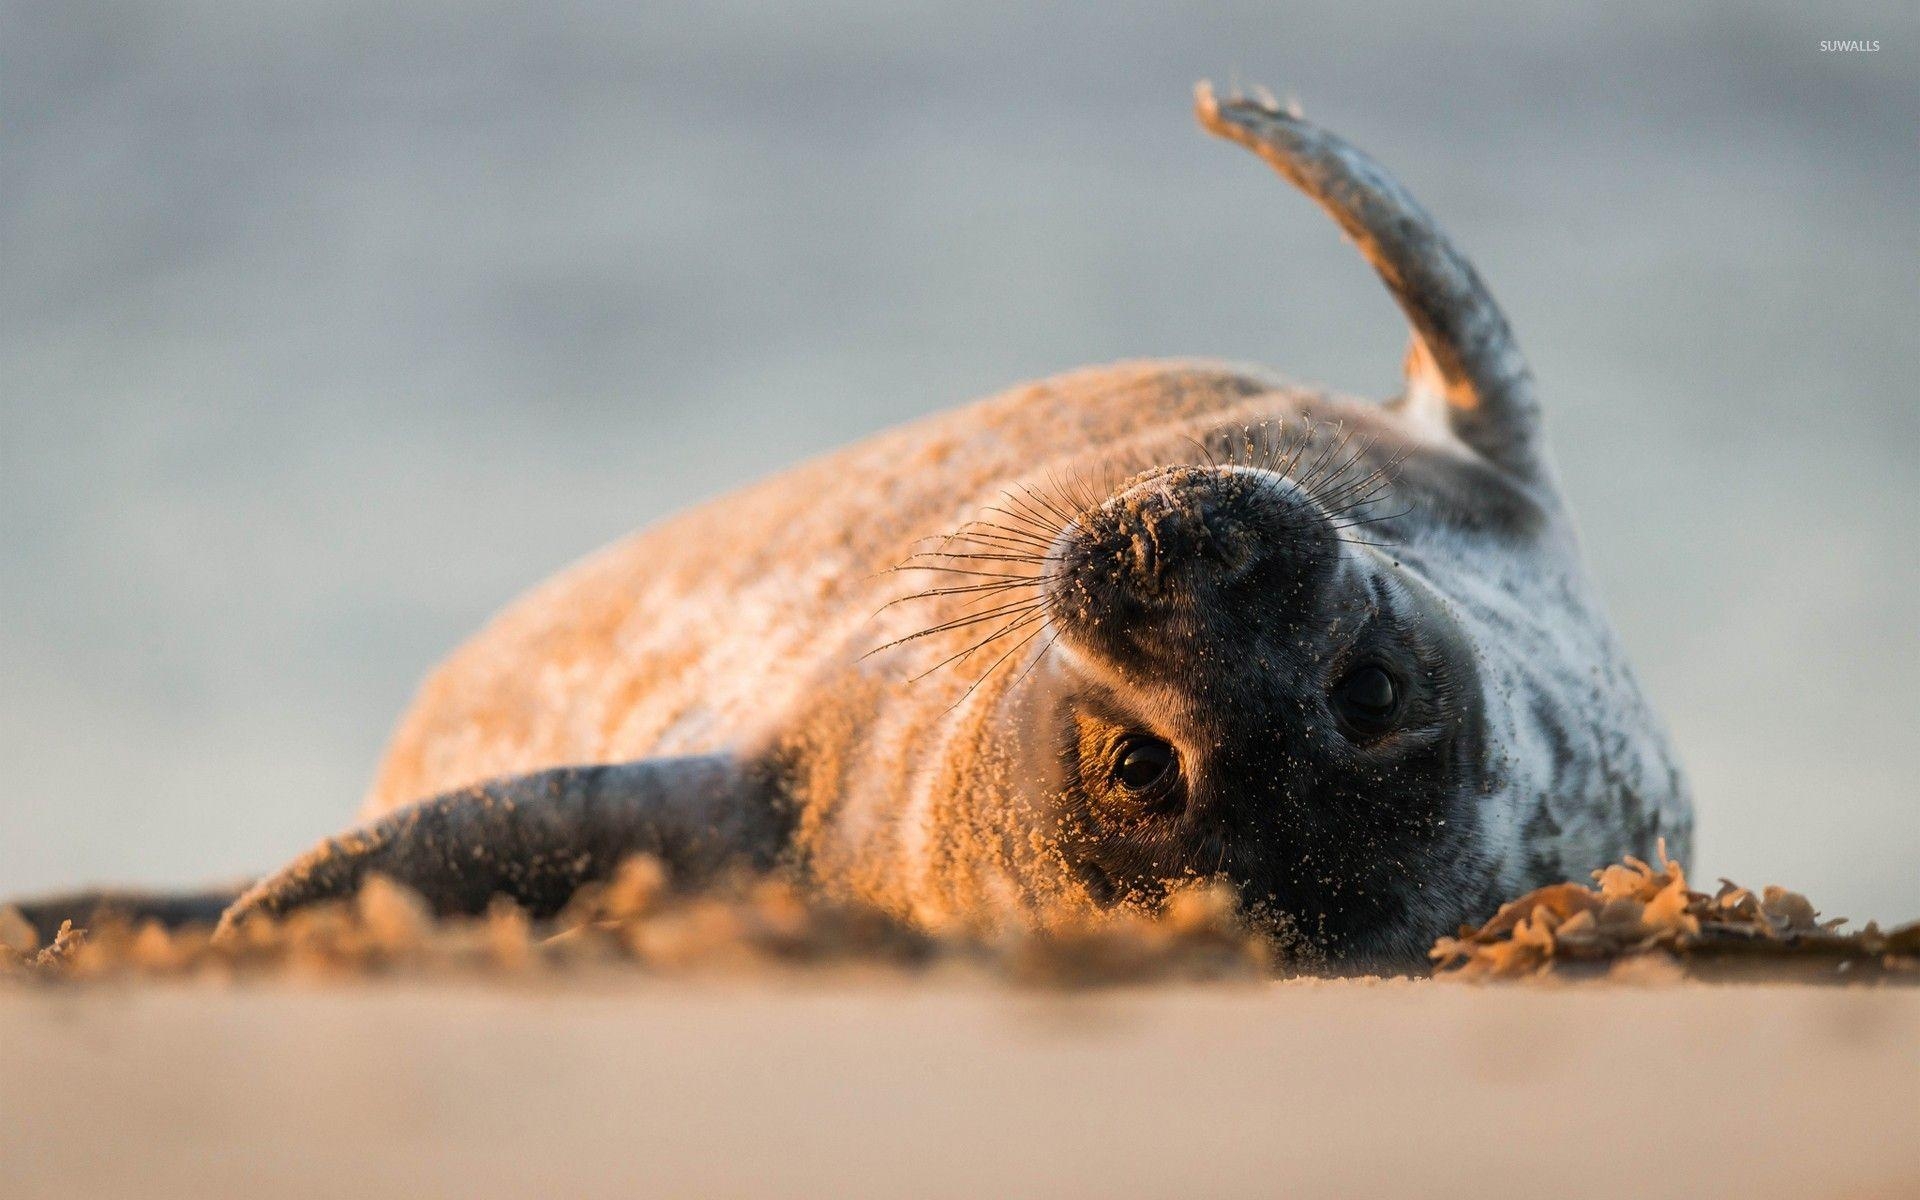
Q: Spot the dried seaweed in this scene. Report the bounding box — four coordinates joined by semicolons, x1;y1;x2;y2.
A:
0;860;1274;989
8;848;1911;988
1432;843;1920;981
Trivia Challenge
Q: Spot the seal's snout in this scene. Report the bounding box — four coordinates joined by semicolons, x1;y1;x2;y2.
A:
1105;469;1262;587
1049;465;1335;665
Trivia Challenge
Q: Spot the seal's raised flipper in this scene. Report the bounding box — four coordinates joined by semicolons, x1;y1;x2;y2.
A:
1194;82;1546;483
10;886;246;946
216;754;787;936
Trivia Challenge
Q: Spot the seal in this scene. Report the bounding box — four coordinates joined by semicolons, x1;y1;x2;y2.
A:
107;86;1693;967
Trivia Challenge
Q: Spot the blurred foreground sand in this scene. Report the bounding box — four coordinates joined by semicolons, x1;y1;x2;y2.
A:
2;979;1914;1199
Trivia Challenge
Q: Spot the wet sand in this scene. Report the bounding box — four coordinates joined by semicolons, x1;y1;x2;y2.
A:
3;978;1914;1199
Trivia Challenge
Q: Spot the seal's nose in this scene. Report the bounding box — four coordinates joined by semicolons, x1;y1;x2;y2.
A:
1113;470;1262;588
1046;462;1341;670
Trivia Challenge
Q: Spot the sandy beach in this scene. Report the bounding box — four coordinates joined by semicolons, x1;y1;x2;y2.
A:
3;978;1914;1199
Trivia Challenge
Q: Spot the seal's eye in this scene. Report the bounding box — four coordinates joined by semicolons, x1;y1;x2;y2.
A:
1334;664;1400;735
1111;736;1178;795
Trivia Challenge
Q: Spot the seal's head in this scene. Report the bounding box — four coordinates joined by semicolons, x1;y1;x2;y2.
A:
1037;457;1487;963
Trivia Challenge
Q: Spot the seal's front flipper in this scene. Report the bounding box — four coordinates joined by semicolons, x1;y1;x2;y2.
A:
9;886;246;946
216;754;786;936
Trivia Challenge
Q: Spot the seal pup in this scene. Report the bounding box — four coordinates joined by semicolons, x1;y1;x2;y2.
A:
63;87;1691;968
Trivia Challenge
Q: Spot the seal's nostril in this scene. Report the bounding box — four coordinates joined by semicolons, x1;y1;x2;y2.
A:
1051;462;1345;639
1077;467;1271;594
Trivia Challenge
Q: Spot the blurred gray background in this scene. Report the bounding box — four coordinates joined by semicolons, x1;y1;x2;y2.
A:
4;2;1915;917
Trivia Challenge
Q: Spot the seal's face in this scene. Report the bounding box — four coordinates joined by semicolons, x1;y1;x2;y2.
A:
1038;462;1491;963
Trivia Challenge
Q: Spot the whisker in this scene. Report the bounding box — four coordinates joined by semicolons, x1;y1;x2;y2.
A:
916;609;1047;686
1261;421;1295;474
1059;466;1105;518
1184;434;1221;471
1310;436;1377;497
1296;423;1355;491
1317;449;1405;499
874;578;1046;613
903;549;1056;565
947;527;1055;553
1002;486;1066;528
1319;480;1399;518
886;565;1039;580
981;503;1061;542
1019;481;1078;530
1004;630;1062;694
1331;505;1415;529
1275;418;1316;478
939;621;1049;712
885;579;1044;601
1063;464;1105;518
860;598;1043;657
1307;438;1395;505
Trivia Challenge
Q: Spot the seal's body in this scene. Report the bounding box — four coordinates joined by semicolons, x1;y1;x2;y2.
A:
211;87;1688;967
